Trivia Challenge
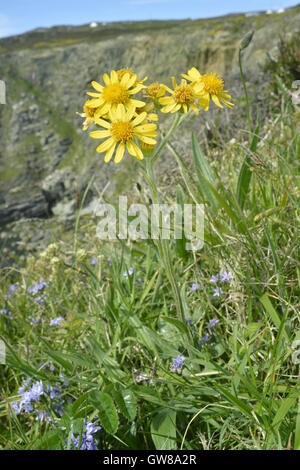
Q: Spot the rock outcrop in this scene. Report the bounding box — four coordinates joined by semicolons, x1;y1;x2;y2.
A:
0;7;299;264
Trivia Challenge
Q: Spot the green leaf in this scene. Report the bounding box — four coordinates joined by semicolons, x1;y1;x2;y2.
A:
113;387;137;421
192;133;218;211
236;115;260;209
161;316;189;336
151;409;177;450
294;399;300;450
175;187;188;258
272;395;297;431
89;391;119;434
260;294;289;341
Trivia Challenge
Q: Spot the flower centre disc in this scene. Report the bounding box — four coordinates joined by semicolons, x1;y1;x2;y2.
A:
84;104;96;118
103;84;129;104
174;85;195;104
202;73;224;95
148;83;161;97
111;121;134;142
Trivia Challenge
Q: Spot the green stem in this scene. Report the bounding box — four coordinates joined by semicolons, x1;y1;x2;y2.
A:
238;49;252;138
142;119;193;345
151;113;189;164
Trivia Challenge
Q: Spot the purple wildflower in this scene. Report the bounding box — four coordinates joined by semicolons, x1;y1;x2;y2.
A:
34;294;47;305
90;256;98;266
198;333;211;349
5;284;19;299
206;318;219;330
69;417;101;450
213;287;224;297
0;309;14;320
191;283;200;291
50;317;65;326
209;275;219;284
30;381;45;401
28;281;47;295
171;355;185;372
123;267;134;278
220;271;232;283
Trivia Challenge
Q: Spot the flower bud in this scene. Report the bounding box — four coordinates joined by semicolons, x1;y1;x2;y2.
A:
239;29;255;51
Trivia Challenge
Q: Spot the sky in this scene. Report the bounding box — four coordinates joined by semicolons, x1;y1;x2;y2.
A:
0;0;298;38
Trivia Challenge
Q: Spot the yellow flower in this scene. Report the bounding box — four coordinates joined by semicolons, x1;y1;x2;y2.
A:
135;102;158;122
86;70;146;118
143;82;166;99
77;103;97;131
158;77;205;115
182;68;234;110
89;105;157;164
117;68;147;85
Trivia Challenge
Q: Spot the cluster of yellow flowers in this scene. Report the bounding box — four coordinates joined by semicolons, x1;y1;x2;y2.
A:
78;67;233;164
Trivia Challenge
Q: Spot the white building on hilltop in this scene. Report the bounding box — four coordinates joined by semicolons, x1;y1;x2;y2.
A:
277;8;285;14
90;22;98;28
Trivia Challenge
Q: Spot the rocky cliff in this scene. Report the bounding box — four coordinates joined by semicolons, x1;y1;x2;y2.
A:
0;6;300;265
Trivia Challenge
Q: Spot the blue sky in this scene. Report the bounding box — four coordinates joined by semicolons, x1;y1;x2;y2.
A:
0;0;298;37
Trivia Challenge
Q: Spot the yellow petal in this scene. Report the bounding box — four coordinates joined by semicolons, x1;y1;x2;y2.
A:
86;92;102;98
159;97;173;105
89;130;111;139
92;81;104;92
125;74;137;89
127;141;144;160
137;135;157;145
212;94;223;108
114;143;125;163
128;84;144;95
130;99;146;108
86;99;103;108
134;123;157;133
96;137;115;153
94;117;111;128
103;73;111;86
110;70;118;84
132;112;147;127
104;143;116;162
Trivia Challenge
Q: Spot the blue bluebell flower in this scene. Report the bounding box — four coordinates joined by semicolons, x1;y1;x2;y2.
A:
213;287;224;297
220;271;232;282
90;256;98;266
206;318;219;330
5;284;19;299
0;309;14;320
191;283;200;291
28;281;47;295
50;317;65;326
198;333;211;349
209;275;219;284
171;355;185;372
69;417;101;450
123;267;134;278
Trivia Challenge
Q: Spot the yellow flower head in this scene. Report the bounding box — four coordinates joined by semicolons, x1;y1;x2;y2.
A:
77;103;97;131
89;104;157;164
182;68;234;110
135;102;158;122
86;70;146;118
117;68;147;85
158;77;205;115
143;82;166;99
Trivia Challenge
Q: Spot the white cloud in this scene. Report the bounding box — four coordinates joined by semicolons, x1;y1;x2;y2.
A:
0;13;14;38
